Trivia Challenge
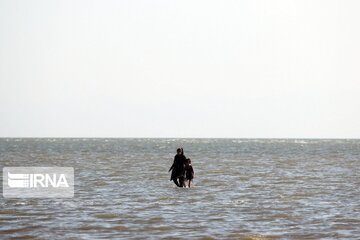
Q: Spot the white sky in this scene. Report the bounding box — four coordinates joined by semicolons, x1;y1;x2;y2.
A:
0;0;359;138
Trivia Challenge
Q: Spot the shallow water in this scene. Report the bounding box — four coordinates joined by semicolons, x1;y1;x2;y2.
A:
0;138;359;239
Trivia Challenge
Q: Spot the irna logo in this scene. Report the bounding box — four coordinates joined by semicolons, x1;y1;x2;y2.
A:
3;167;74;198
7;172;69;188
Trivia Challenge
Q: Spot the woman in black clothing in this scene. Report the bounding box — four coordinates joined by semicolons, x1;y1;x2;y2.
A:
169;148;186;187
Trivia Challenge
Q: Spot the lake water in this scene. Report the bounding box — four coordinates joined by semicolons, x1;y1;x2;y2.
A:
0;138;359;239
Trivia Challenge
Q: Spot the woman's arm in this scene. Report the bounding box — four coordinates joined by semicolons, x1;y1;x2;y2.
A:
169;157;176;172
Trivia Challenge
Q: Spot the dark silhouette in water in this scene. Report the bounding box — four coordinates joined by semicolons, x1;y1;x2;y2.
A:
185;158;194;188
169;148;186;187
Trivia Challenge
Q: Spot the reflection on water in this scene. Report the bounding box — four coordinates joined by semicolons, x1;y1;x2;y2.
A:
1;138;360;239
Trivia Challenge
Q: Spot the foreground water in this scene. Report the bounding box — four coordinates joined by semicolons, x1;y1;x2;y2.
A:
0;138;359;239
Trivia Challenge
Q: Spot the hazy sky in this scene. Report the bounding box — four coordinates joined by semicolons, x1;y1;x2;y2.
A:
0;0;359;138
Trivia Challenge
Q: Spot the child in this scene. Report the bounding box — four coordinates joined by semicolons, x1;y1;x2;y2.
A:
184;158;194;188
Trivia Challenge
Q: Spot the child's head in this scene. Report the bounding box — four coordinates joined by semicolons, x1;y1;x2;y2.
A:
186;158;191;165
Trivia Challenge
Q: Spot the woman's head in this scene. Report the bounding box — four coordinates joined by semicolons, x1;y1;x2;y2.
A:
177;148;184;155
177;148;182;154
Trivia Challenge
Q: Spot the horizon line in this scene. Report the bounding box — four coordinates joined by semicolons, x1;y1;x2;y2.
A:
0;137;359;140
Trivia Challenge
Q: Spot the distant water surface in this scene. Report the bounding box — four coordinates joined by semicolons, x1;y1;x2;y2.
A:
0;138;359;239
